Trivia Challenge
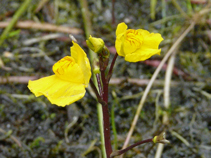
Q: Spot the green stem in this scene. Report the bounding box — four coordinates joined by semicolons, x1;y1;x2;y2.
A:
0;0;32;45
97;103;106;158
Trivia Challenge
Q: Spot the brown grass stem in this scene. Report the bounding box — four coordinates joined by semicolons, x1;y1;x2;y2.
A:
0;21;82;35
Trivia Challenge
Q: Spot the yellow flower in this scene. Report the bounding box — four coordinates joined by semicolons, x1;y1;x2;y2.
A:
86;35;105;53
28;42;91;107
115;22;163;62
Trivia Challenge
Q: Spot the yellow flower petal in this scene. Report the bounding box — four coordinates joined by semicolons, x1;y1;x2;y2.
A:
116;22;127;37
28;42;92;107
115;37;125;56
138;29;164;49
123;40;138;55
123;29;144;55
115;23;163;62
71;41;91;87
137;29;150;36
125;48;161;62
53;56;85;84
28;75;86;107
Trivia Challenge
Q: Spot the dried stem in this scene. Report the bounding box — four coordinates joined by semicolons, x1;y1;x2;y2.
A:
155;51;176;158
0;21;82;35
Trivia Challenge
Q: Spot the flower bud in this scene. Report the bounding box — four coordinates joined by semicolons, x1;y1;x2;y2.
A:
153;132;170;144
86;35;105;54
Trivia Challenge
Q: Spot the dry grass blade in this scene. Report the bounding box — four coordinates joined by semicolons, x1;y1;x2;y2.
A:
155;144;164;158
0;21;83;34
0;76;39;84
0;76;207;87
23;33;64;46
155;51;177;158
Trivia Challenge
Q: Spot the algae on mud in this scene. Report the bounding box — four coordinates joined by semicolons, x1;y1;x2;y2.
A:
0;0;211;158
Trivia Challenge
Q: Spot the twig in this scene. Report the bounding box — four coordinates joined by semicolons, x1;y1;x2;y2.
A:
120;21;195;157
0;20;83;34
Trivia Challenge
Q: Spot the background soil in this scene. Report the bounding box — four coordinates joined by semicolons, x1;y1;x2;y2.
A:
0;0;211;158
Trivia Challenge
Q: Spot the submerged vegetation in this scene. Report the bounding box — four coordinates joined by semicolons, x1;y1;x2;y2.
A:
0;0;211;157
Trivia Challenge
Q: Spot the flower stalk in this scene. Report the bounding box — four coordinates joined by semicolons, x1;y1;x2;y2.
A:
110;132;169;157
99;49;113;157
110;138;153;157
107;52;118;82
